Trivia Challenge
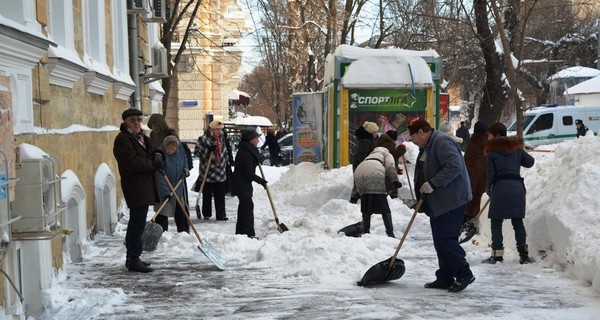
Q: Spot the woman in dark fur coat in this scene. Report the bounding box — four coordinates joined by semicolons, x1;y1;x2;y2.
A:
463;121;488;221
483;122;535;265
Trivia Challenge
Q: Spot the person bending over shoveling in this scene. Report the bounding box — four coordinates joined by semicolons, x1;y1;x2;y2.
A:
353;147;400;238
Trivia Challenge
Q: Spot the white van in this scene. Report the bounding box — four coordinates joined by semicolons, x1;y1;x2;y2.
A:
507;105;600;148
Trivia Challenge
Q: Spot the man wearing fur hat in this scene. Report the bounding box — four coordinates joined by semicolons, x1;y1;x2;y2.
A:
409;118;475;292
196;120;230;221
113;108;163;273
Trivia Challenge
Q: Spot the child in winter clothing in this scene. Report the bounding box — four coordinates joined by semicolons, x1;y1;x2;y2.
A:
483;122;535;264
353;147;401;237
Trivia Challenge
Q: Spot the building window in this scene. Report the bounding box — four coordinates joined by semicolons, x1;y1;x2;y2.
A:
0;0;41;31
110;0;135;100
47;0;74;49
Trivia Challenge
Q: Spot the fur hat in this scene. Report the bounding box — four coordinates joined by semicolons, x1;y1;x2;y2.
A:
355;126;372;140
408;119;432;136
362;121;379;134
241;129;259;142
162;135;179;148
385;130;398;141
487;122;507;137
121;108;142;120
474;121;488;134
209;120;224;129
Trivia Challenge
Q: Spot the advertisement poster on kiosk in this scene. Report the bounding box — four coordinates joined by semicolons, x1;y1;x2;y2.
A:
292;93;323;164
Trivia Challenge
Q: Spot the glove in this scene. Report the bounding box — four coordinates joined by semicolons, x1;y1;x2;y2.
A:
153;151;165;170
420;181;434;194
396;167;404;175
393;181;402;189
183;168;190;177
207;145;216;152
389;193;398;199
349;195;359;204
260;179;268;189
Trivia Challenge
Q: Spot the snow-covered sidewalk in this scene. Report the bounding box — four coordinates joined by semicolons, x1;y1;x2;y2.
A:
39;137;600;319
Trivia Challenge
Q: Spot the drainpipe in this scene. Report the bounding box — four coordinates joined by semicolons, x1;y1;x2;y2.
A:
128;12;141;110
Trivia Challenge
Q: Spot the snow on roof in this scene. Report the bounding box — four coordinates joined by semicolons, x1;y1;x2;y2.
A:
228;89;250;100
226;115;273;127
341;56;433;88
548;66;600;81
565;75;600;95
334;44;440;59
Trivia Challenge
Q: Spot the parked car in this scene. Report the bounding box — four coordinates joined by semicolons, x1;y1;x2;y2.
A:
260;133;293;166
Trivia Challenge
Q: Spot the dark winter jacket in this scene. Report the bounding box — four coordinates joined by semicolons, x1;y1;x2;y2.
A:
577;125;589;138
113;123;159;208
154;140;189;217
485;136;535;219
456;125;470;151
148;114;193;170
414;130;472;217
232;140;266;198
463;133;488;217
262;132;281;156
197;133;230;183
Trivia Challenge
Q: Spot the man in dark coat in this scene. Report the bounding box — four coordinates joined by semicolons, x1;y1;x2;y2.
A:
261;130;281;166
232;130;268;238
409;119;475;292
463;121;489;222
113;108;162;273
455;121;470;151
575;119;589;138
483;122;535;264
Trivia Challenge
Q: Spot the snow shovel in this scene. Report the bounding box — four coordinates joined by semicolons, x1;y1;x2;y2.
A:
338;221;363;237
162;171;227;270
459;198;491;244
195;152;213;219
357;199;423;287
141;178;185;252
257;163;289;233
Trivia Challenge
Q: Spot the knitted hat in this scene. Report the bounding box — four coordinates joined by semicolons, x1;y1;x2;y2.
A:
575;119;583;125
241;129;259;142
407;119;431;135
474;121;488;134
487;122;507;137
362;121;379;134
162;135;179;148
209;120;224;129
385;130;398;141
121;108;143;120
438;122;452;135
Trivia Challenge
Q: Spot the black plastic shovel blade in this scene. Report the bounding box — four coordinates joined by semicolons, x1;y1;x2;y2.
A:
357;257;406;287
338;221;363;237
197;238;228;270
458;220;477;244
277;223;289;233
141;222;163;252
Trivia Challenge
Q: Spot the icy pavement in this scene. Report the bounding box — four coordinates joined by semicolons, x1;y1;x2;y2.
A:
39;160;600;320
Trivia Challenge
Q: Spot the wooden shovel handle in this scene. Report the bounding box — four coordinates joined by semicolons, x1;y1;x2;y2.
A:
162;172;204;244
257;163;279;220
474;197;491;220
389;199;423;269
402;155;415;200
150;178;184;221
200;152;214;193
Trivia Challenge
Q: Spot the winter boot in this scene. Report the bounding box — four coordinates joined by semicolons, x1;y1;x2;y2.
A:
517;244;535;264
382;212;395;238
126;256;153;273
361;213;372;234
482;249;504;264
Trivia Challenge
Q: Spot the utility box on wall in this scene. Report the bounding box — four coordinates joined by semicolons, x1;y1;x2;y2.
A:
12;157;61;233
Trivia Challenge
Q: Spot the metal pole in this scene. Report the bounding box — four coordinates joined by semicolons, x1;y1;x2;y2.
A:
128;10;141;110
